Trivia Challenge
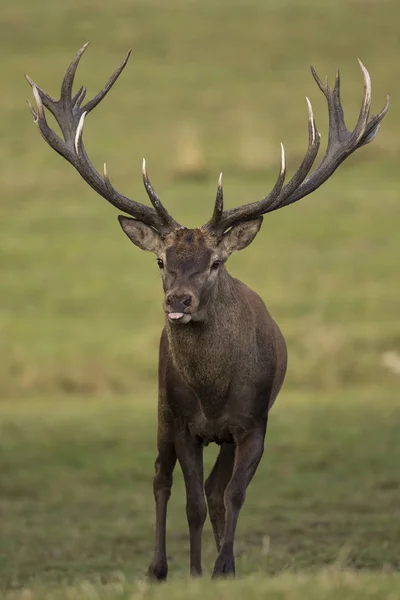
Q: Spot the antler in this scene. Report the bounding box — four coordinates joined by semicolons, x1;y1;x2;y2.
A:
204;60;389;236
26;43;180;234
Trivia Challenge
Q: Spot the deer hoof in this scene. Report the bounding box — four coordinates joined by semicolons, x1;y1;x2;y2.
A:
211;553;235;578
147;560;168;582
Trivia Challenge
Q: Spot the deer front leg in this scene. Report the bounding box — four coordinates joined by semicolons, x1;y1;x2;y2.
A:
212;425;266;578
176;432;207;577
148;441;177;581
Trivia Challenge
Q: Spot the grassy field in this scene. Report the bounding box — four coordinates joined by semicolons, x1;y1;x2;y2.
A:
1;389;400;597
0;389;400;599
1;0;400;597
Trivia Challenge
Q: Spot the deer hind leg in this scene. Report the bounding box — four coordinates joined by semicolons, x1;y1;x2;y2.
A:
204;443;235;552
148;441;177;581
212;424;267;579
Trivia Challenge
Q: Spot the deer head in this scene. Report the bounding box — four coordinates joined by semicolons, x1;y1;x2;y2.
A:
26;44;389;324
118;178;263;323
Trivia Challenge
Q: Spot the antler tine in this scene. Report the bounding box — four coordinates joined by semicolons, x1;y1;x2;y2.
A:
30;83;68;159
26;45;180;234
142;158;179;228
209;172;224;227
359;93;390;147
204;60;388;233
61;42;90;107
333;69;340;94
72;86;87;110
74;111;87;156
351;59;372;146
25;74;57;113
103;161;112;191
82;49;132;115
266;96;320;211
257;142;287;213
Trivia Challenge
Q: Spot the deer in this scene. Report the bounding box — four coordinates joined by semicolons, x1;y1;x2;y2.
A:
26;44;389;580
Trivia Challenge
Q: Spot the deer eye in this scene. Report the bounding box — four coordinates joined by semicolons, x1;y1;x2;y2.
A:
157;258;164;269
211;260;221;270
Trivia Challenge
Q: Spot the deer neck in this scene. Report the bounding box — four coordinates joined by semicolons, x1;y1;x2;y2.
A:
165;269;245;395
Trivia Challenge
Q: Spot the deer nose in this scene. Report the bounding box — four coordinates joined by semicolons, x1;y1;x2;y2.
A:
166;294;193;309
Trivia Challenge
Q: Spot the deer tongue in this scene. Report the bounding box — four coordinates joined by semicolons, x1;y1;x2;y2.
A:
168;312;184;320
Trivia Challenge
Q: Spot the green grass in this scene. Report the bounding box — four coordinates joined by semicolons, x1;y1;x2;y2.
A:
3;573;400;600
1;0;399;397
1;389;400;595
1;0;400;597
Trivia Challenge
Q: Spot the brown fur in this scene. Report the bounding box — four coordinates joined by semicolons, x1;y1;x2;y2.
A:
133;225;288;580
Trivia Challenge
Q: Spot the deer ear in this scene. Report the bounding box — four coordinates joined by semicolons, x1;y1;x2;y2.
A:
118;216;162;253
221;217;263;255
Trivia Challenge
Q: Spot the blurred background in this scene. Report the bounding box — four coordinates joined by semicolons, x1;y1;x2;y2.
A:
1;0;399;596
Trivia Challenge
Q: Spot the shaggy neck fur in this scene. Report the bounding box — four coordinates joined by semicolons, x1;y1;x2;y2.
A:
165;267;256;399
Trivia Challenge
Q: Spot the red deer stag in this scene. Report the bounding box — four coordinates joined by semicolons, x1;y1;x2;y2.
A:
26;44;389;579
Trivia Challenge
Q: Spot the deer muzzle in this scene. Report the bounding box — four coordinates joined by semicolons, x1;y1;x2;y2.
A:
164;292;196;324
